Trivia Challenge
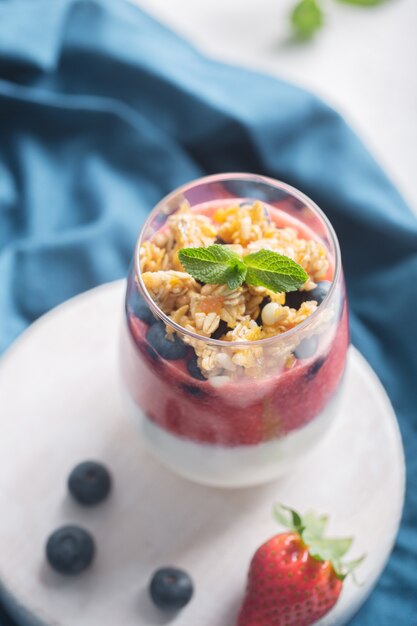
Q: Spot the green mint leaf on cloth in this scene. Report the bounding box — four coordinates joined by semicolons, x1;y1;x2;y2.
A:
243;249;308;292
178;245;247;289
291;0;324;39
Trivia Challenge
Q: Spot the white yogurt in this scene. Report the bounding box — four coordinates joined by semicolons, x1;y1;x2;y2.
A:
123;387;343;488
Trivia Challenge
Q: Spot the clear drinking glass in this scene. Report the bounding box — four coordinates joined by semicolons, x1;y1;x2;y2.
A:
120;174;349;487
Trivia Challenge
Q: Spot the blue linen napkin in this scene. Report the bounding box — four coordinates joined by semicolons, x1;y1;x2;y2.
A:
0;0;416;624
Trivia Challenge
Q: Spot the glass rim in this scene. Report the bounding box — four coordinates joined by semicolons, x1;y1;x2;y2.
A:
134;172;342;348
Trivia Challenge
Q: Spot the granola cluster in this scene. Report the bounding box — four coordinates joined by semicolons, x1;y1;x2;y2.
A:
139;202;331;379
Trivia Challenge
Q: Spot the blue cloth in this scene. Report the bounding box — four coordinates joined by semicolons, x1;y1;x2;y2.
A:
0;0;416;624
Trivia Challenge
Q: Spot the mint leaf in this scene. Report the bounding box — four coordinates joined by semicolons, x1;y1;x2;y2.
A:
178;245;247;289
223;263;247;289
291;0;324;39
178;246;308;293
243;249;308;293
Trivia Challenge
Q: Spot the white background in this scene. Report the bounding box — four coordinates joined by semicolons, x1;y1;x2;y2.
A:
134;0;417;212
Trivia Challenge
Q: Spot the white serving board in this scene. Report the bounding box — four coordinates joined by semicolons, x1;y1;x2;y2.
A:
0;281;405;626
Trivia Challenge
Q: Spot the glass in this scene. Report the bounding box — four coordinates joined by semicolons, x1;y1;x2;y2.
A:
120;173;349;487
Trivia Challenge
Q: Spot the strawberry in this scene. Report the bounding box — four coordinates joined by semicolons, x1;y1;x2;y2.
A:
237;505;364;626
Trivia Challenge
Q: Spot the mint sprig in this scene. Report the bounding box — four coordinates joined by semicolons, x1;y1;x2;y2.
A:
178;245;308;293
244;249;309;292
291;0;323;39
177;245;247;290
291;0;385;40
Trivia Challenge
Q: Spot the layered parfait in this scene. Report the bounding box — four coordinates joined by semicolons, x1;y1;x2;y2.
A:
120;175;348;487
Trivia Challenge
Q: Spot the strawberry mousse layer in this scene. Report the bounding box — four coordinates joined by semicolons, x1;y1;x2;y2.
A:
123;305;348;446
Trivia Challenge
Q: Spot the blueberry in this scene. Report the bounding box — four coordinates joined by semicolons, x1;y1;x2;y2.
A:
211;320;230;340
145;343;159;362
146;322;187;360
256;298;271;325
186;355;206;381
294;336;319;360
305;357;326;381
149;567;194;611
309;280;331;305
285;280;331;309
46;526;95;575
284;290;309;310
68;461;111;506
285;281;331;309
214;236;226;245
181;383;207;398
129;290;156;326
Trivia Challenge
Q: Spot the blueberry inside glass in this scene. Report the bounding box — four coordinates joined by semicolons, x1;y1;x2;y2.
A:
120;174;349;487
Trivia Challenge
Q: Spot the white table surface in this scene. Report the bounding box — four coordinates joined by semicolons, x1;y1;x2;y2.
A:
134;0;417;213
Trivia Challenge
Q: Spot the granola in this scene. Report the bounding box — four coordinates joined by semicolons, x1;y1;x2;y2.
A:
139;201;332;379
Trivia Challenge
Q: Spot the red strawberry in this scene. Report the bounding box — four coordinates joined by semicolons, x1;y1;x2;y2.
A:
237;505;364;626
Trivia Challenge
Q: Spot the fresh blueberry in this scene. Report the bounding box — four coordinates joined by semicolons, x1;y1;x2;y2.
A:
145;345;158;362
186;355;206;381
149;567;194;611
146;322;187;360
181;383;207;398
285;281;331;309
309;280;331;305
129;290;156;326
211;320;230;340
284;290;309;310
305;357;326;381
46;526;95;575
214;236;226;245
294;336;319;360
68;461;111;506
256;298;271;325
